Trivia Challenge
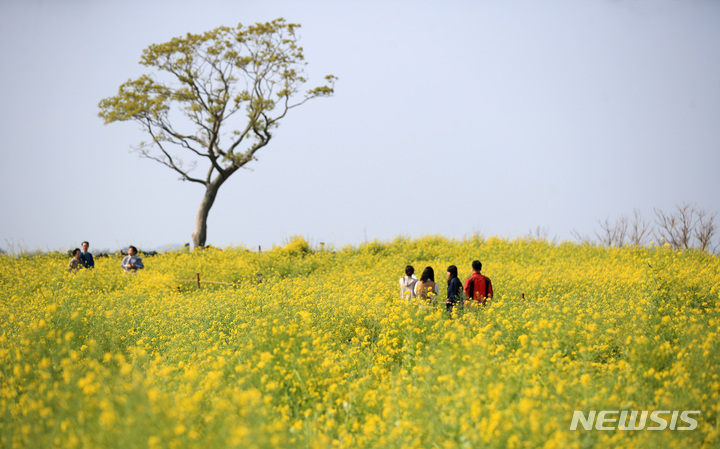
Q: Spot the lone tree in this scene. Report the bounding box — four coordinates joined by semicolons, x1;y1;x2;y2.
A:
99;19;336;248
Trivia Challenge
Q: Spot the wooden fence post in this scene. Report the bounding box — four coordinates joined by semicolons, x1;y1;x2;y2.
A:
196;273;201;289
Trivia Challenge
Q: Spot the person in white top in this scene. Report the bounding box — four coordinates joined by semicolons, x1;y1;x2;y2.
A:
399;265;418;300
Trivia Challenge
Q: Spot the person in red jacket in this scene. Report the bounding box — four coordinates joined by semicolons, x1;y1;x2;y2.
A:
464;260;493;305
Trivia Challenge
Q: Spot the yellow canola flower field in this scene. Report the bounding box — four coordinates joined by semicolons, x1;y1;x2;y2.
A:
1;236;719;448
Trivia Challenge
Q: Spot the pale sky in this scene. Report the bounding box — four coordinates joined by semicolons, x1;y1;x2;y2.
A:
1;0;719;252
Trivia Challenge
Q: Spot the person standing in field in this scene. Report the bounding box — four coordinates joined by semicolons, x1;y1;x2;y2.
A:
121;245;144;272
415;266;439;304
464;260;493;305
446;265;463;313
80;241;95;269
68;248;82;272
399;265;418;300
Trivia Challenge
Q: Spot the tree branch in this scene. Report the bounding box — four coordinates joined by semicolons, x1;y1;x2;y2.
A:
142;125;206;185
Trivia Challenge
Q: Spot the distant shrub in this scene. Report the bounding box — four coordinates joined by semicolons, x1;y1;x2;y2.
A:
280;235;312;256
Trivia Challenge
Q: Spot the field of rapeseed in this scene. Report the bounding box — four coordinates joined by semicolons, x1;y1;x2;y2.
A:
1;236;718;448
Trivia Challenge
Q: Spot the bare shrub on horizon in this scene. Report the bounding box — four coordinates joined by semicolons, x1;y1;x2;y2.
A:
576;203;718;253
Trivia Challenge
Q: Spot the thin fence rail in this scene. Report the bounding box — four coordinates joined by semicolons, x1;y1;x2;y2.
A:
174;273;258;289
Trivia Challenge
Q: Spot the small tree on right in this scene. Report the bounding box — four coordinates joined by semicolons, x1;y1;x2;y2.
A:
582;204;717;253
694;208;718;252
654;202;717;252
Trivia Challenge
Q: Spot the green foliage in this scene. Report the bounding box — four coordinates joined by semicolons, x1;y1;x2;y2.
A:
97;75;170;123
98;19;336;178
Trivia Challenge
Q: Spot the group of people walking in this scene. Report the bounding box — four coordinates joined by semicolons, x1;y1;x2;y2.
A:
67;241;145;272
399;260;493;313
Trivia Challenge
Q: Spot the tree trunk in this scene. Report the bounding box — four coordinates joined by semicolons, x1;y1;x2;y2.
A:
192;181;222;249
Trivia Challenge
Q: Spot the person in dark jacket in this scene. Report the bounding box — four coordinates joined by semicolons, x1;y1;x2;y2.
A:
80;241;95;269
446;265;463;313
